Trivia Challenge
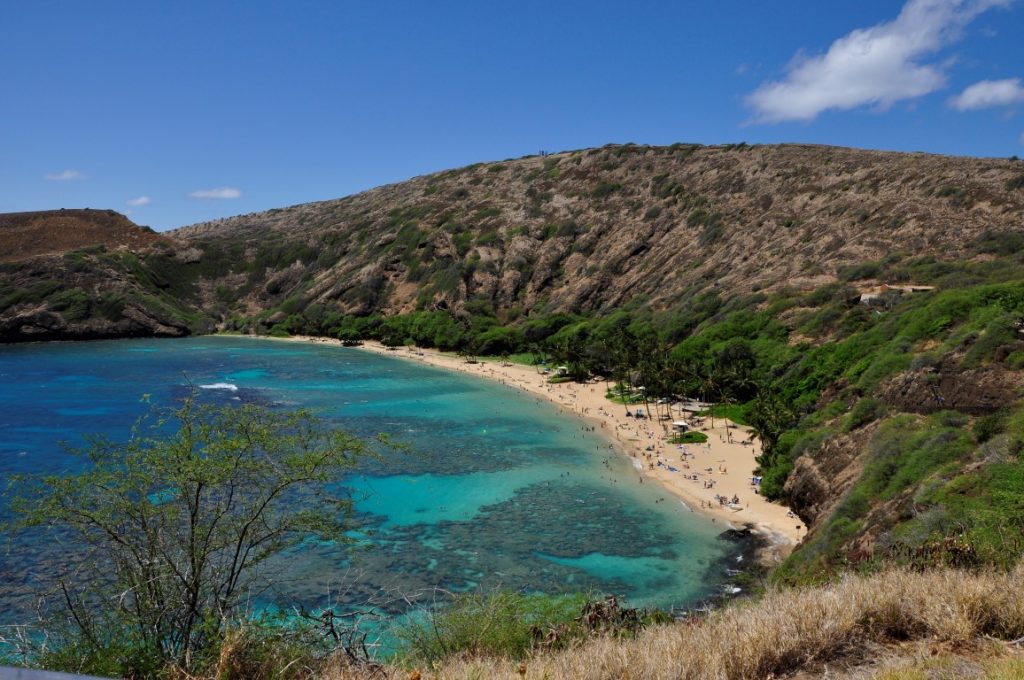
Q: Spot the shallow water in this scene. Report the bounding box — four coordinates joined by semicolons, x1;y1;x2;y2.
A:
0;337;739;622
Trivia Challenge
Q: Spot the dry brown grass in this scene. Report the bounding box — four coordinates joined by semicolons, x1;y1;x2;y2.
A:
0;209;170;262
327;564;1024;680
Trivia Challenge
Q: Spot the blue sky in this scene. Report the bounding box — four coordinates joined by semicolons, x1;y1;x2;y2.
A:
2;1;1022;231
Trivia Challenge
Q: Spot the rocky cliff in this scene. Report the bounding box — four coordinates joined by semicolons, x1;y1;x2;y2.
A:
0;210;203;341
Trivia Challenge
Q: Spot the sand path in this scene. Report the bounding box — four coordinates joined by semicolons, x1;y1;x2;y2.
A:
287;336;801;559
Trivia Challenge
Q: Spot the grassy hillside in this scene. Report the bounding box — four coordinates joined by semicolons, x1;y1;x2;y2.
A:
377;565;1024;680
4;144;1024;344
174;143;1024;331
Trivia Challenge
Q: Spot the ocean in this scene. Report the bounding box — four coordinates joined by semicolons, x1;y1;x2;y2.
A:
0;336;741;625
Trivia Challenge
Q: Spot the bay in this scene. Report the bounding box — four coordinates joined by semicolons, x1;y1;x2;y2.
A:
0;336;740;623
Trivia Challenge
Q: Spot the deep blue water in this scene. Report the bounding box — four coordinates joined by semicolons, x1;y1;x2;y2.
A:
0;337;739;622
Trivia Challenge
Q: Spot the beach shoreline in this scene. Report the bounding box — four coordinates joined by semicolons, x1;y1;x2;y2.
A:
276;334;800;562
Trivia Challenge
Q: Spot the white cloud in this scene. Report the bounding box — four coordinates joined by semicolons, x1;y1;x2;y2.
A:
126;195;151;206
1019;131;1024;144
949;78;1024;109
188;187;242;199
44;169;86;181
746;0;1010;123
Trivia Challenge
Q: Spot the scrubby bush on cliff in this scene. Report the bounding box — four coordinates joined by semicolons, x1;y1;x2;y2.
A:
5;395;374;676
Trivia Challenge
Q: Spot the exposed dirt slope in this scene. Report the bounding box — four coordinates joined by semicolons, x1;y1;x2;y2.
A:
0;209;170;262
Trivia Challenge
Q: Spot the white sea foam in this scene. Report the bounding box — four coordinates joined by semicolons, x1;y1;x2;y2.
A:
199;382;238;392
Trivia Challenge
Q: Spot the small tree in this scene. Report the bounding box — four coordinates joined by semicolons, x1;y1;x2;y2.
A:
7;395;373;673
336;327;362;346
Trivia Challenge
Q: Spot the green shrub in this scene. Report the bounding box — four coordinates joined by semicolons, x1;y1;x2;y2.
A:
396;591;588;664
972;229;1024;256
854;351;911;391
973;410;1009;443
591;181;621;199
49;289;92;321
698;222;724;247
475;326;524;355
475;206;502;219
845;398;885;432
556;220;583;238
1006;350;1024;370
839;262;882;281
962;313;1017;367
669;431;709;444
758;458;793;499
475;230;500;247
689;209;724;247
803;282;847;307
96;293;126;321
452;231;474;256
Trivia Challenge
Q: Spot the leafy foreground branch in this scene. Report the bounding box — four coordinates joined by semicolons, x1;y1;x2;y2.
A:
4;396;373;677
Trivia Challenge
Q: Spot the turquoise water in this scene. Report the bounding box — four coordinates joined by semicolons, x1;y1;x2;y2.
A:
0;337;741;621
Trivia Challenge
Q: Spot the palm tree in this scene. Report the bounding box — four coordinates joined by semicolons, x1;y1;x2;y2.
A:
698;368;721;429
528;342;550;374
749;385;795;470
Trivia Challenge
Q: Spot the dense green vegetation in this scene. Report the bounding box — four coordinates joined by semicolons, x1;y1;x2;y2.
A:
0;247;210;337
394;591;664;665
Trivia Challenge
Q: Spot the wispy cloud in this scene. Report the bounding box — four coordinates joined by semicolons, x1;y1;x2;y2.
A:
949;78;1024;110
746;0;1010;123
44;169;86;181
126;196;151;206
188;187;242;200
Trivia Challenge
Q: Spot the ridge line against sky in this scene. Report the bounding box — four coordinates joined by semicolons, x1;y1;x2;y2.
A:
1;0;1021;231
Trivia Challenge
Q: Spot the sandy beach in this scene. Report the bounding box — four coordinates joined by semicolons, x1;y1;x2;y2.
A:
287;335;800;560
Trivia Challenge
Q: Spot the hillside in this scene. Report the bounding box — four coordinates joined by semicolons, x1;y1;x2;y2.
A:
173;143;1024;327
3;142;1024;594
3;144;1024;340
0;208;170;262
0;210;206;341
